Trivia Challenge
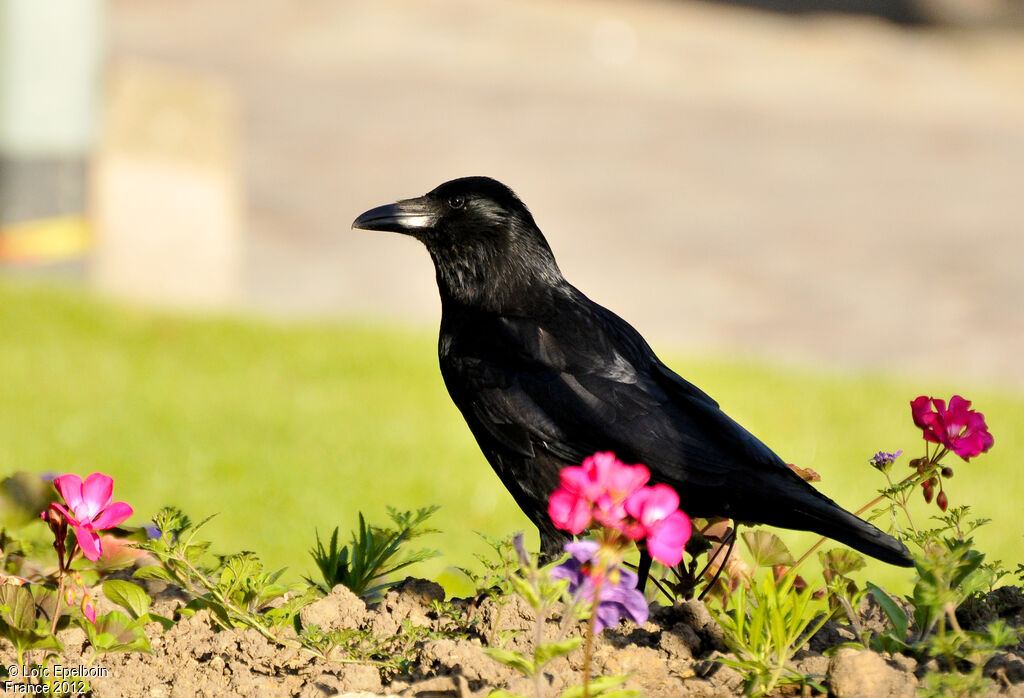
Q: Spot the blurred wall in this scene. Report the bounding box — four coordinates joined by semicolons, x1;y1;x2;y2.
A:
94;0;1024;387
0;0;103;225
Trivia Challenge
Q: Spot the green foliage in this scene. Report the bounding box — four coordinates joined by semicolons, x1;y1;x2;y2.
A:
138;506;300;643
85;610;151;654
864;489;1020;693
0;585;63;663
0;577;154;678
818;548;869;643
710;569;832;697
101;579;173;631
307;506;440;601
867;533;1018;693
742;530;796;571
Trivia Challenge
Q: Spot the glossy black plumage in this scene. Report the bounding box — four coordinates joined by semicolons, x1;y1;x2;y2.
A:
353;176;913;578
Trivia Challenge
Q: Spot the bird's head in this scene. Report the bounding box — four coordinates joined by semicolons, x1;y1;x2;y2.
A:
353;177;565;310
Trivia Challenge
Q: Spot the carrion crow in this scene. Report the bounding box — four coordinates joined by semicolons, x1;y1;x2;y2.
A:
353;176;913;584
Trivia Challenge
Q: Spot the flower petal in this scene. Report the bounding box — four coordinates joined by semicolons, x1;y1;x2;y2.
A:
563;540;600;562
606;462;650;498
80;473;115;521
72;526;104;561
91;501;134;530
646;511;692;567
548;488;591;534
48;501;81;527
53;474;85;513
910;396;934;430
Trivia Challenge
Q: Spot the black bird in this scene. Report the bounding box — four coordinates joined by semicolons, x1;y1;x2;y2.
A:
353;176;913;583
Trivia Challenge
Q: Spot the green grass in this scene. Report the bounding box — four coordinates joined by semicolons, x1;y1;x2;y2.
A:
1;280;1020;595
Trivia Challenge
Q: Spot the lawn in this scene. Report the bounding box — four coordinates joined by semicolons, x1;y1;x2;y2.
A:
1;280;1020;595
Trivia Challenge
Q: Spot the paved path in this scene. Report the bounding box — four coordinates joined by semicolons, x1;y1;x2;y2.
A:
109;0;1024;387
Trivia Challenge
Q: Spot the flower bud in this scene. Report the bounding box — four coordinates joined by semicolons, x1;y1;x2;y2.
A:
81;595;97;624
909;457;926;471
512;533;530;568
64;586;76;606
941;467;954;478
922;481;934;503
936;490;948;512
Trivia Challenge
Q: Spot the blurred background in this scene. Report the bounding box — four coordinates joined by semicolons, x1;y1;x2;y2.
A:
2;0;1022;591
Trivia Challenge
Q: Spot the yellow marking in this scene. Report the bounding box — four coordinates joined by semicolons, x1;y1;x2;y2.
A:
0;216;92;262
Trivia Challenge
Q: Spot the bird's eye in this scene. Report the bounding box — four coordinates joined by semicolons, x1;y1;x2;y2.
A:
447;195;465;209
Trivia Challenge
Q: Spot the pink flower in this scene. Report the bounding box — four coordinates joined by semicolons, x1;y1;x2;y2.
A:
548;487;593;535
911;395;994;461
49;473;134;561
624;485;692;566
548;453;650;534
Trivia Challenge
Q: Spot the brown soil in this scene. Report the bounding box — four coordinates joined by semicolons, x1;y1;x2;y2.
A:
3;578;1023;697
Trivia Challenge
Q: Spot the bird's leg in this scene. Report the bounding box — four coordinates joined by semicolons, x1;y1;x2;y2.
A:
636;550;653;592
698;524;738;601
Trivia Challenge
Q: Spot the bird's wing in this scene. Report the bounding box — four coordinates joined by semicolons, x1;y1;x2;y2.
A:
443;303;791;496
444;352;603;464
648;360;791;473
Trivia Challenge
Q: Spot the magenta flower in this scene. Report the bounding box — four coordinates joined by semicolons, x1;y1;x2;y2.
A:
548;452;650;534
49;473;133;561
548;486;592;535
911;395;994;461
624;484;692;566
551;541;649;632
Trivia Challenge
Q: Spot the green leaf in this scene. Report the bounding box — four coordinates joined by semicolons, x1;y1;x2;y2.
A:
482;647;535;675
139;612;175;631
741;530;795;569
102;580;152;620
867;582;908;640
0;584;36;631
534;637;582;668
85;611;152;654
819;548;867;579
509;573;542;610
133;565;173;582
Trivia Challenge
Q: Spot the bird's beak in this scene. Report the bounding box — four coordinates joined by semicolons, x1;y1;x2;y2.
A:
351;197;437;235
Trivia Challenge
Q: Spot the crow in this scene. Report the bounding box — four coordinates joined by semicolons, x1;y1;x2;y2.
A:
353;176;913;585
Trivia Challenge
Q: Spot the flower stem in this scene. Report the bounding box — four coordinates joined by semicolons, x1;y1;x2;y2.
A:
51;571;66;635
582;606;596;698
581;576;604;698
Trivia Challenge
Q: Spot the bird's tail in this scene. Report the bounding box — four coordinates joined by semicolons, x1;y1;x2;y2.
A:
765;480;914;567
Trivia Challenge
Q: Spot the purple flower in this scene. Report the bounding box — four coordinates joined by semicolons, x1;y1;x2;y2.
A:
551;541;649;632
869;450;903;471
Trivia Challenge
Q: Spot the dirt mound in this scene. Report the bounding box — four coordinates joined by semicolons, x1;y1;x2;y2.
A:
3;578;1024;696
